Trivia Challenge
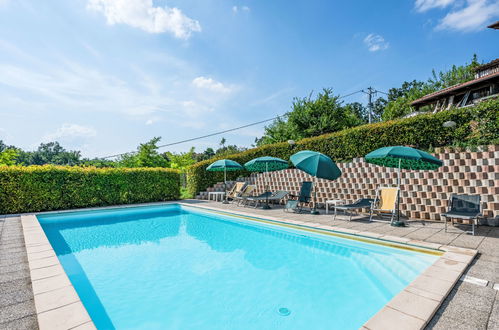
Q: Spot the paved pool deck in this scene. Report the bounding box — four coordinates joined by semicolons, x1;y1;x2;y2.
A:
0;200;498;329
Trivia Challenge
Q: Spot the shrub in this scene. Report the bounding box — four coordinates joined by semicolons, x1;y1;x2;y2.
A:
0;166;181;214
186;99;498;195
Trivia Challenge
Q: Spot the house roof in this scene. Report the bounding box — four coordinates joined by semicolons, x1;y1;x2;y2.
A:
475;58;499;72
411;71;499;106
488;21;499;29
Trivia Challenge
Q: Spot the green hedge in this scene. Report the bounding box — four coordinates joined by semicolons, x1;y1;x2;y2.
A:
0;166;181;214
187;99;498;195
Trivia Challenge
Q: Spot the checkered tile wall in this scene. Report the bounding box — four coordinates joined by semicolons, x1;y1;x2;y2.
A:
251;145;499;221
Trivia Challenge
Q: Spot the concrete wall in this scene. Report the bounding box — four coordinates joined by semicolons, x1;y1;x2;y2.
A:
252;145;498;221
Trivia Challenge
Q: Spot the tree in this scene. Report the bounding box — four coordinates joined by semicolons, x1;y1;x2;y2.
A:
381;81;435;120
256;117;299;146
0;140;8;153
81;158;116;168
428;54;480;89
164;147;197;170
372;98;387;121
17;142;81;165
257;88;363;145
343;102;369;124
117;137;168;168
219;137;226;148
195;147;215;161
0;148;19;166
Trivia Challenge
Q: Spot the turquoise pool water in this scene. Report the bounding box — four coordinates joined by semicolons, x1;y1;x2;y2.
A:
38;204;438;330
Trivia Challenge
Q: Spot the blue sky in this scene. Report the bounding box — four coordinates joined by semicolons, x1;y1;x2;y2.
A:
0;0;497;158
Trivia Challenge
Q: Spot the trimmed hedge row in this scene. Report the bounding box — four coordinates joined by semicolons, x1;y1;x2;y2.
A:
187;99;499;195
0;166;181;214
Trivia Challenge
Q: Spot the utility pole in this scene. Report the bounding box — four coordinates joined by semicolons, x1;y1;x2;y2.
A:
363;87;376;124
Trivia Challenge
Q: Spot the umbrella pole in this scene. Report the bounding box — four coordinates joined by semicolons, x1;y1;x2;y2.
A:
311;177;319;215
396;158;401;222
262;162;271;209
222;168;229;204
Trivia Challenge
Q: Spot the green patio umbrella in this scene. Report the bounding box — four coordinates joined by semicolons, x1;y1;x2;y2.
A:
244;156;289;209
206;159;244;203
290;150;342;214
365;146;443;223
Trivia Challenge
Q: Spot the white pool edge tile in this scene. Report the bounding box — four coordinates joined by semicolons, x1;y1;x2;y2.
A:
363;250;477;330
21;215;96;330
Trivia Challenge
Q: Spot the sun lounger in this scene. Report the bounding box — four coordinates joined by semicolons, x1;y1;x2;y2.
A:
233;185;256;205
441;194;481;235
238;191;271;206
334;198;374;221
284;181;313;213
227;182;247;201
246;191;289;208
369;186;399;224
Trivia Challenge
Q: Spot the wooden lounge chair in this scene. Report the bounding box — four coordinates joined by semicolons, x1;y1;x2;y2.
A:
284;182;313;213
226;182;247;202
441;194;482;235
233;185;256;205
246;191;289;208
334;198;374;221
369;186;399;224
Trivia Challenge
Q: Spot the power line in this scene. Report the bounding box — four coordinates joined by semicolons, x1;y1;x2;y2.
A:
100;89;366;160
338;89;364;99
101;115;288;159
375;89;389;95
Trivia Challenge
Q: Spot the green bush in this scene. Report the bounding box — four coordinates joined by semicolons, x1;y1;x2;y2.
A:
0;166;181;214
187;99;498;195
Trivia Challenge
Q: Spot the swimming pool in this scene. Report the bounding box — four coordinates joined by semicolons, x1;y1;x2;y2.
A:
38;204;439;329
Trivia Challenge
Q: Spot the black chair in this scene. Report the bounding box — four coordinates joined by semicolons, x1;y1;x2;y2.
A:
334;198;374;221
284;181;313;213
441;194;482;235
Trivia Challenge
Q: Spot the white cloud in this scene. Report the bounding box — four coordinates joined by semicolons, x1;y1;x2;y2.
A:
87;0;201;39
0;40;241;156
415;0;455;12
363;34;389;52
192;76;232;93
436;0;499;31
42;123;97;142
145;118;161;125
232;5;250;14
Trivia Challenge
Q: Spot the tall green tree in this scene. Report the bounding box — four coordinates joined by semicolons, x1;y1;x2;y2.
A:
257;88;363;145
117;137;168;168
194;147;216;161
17;142;81;165
429;54;480;89
164;147;197;170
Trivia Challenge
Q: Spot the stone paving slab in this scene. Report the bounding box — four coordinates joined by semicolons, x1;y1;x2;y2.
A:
0;217;37;330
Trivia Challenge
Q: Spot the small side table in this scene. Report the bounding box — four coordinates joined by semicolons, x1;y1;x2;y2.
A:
325;199;344;214
208;192;226;202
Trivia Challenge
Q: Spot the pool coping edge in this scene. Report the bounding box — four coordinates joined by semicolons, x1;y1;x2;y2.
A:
21;214;97;330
